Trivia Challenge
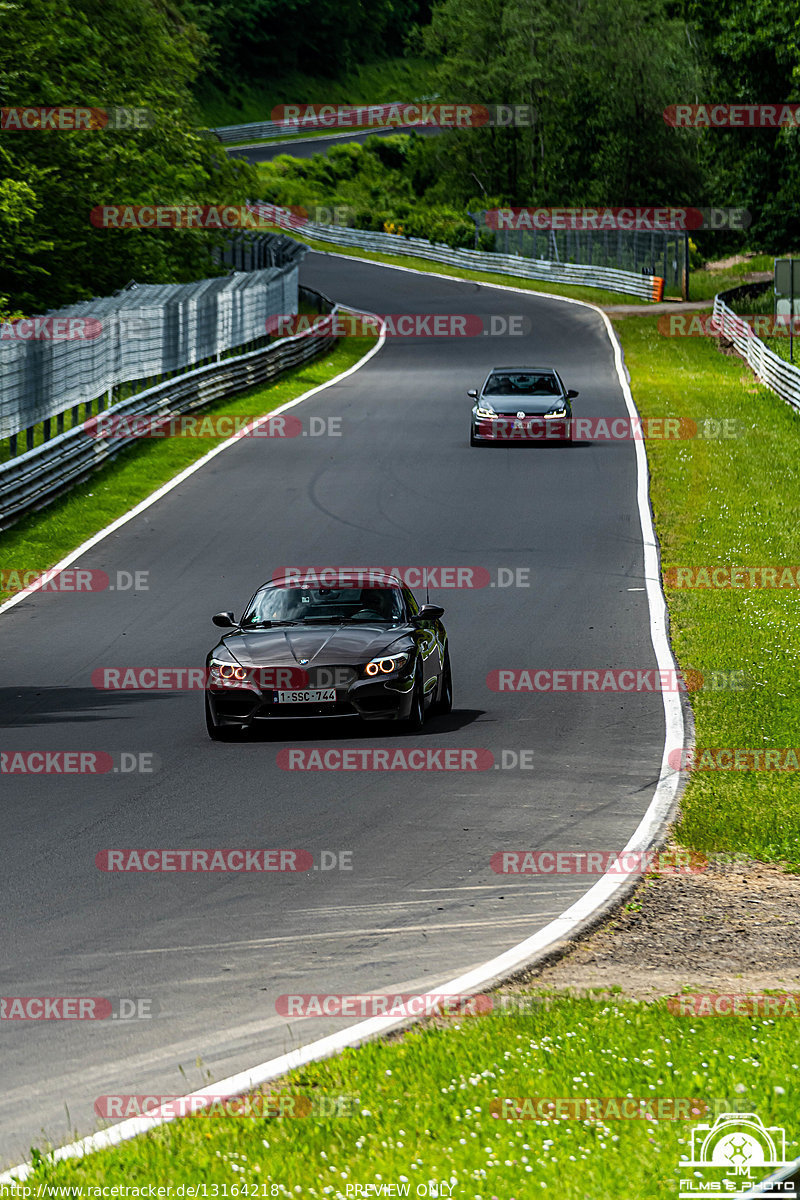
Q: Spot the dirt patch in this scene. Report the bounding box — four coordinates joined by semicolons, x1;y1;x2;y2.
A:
512;856;800;1001
703;254;757;271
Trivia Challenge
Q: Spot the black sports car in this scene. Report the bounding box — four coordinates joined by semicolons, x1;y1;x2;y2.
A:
205;572;452;739
469;366;578;444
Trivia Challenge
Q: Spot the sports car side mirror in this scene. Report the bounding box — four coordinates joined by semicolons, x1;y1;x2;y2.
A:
415;604;445;622
212;611;236;628
468;389;478;398
567;389;579;399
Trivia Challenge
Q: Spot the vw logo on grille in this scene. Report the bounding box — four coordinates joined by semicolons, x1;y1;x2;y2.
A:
517;411;526;419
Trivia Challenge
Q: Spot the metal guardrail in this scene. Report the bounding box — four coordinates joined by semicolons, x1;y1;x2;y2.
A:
713;287;800;413
482;221;686;291
0;289;339;531
213;118;332;143
211;104;406;144
256;207;665;301
1;236;305;444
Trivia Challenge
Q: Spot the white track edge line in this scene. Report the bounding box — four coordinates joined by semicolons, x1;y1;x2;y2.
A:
0;321;386;618
0;268;687;1182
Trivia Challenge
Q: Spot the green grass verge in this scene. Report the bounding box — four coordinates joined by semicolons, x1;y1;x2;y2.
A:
0;335;375;604
22;995;799;1195
615;315;800;863
194;58;439;130
685;255;775;301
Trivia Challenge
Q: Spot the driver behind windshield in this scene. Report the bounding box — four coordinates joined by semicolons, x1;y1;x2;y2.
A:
244;585;403;624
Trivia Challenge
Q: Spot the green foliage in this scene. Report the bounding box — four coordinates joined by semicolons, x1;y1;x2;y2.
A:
674;0;800;251
256;135;482;247
0;0;259;313
418;0;704;207
180;0;433;86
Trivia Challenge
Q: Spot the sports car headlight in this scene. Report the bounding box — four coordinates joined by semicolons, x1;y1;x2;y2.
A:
475;402;497;418
365;652;410;677
209;657;248;683
544;406;568;419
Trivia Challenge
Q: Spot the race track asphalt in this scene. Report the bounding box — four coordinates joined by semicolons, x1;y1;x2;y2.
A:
0;250;669;1167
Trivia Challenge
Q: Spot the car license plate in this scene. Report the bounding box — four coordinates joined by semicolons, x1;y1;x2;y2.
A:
273;688;337;703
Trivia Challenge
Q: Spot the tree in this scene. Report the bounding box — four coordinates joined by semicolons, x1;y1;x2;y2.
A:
0;0;259;312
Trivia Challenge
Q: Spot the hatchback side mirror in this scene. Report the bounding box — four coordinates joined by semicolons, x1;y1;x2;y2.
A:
567;389;579;399
212;611;236;628
468;389;478;398
415;604;445;622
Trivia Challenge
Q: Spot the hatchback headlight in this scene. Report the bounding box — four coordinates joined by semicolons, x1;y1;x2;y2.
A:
365;652;410;677
544;406;568;419
475;401;497;418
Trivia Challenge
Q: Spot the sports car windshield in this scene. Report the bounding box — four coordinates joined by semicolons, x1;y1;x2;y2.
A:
242;585;405;626
484;372;560;396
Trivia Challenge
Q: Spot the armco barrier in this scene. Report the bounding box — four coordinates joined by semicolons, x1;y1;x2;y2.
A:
712;285;800;413
211;104;406;144
254;206;665;301
1;237;305;444
0;290;339;531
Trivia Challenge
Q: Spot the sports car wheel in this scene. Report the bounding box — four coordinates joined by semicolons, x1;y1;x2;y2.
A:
436;651;453;714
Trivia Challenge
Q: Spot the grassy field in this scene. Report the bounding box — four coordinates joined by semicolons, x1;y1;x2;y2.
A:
0;334;376;605
22;995;798;1195
194;58;439;129
686;254;775;301
619;315;800;864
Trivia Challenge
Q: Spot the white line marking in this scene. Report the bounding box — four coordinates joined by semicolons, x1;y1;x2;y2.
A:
0;262;688;1182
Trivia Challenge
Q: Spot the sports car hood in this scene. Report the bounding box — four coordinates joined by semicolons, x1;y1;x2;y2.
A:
480;395;567;416
220;623;412;667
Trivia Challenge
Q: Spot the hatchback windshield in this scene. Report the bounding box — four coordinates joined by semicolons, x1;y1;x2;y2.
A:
484;372;559;396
